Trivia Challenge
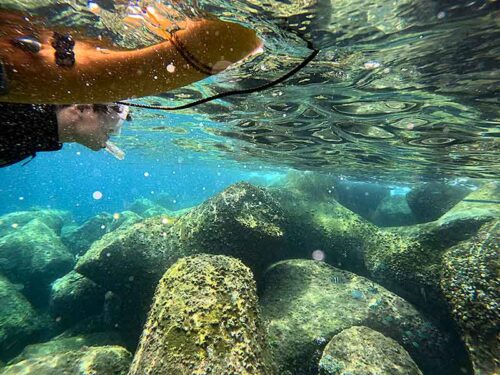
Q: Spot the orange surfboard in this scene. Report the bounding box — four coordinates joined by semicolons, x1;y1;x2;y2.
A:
0;7;262;104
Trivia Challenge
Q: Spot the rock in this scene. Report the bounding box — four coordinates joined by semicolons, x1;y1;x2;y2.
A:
441;220;499;374
126;198;158;216
0;219;74;305
371;194;416;227
407;182;473;223
76;183;286;332
62;211;142;256
9;331;131;364
129;255;273;375
0;345;132;375
0;275;45;361
319;326;423;375
142;206;169;217
0;209;71;238
49;271;106;328
366;182;499;318
260;259;468;375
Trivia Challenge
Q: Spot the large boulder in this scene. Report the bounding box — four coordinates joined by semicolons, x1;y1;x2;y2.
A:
61;211;142;256
441;220;499;374
0;275;46;361
0;219;74;305
406;182;471;223
260;259;469;375
0;345;132;375
129;255;273;375
319;326;423;375
49;271;106;328
0;209;72;238
76;183;287;331
9;331;131;364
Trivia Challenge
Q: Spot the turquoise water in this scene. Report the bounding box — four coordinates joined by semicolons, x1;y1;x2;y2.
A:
0;1;498;374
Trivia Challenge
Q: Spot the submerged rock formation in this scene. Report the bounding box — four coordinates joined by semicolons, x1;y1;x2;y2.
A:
0;219;74;305
49;271;106;328
319;326;423;375
406;182;471;222
129;254;273;375
441;219;499;374
260;259;467;375
0;345;131;375
0;275;46;361
75;183;286;331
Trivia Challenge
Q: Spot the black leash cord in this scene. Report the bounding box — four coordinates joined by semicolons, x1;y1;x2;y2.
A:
116;39;319;111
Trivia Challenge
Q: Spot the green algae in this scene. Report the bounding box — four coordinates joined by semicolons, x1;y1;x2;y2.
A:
129;254;274;375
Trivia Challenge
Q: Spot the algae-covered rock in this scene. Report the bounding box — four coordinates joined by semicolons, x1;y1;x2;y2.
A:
371;194;416;227
62;211;142;256
366;182;499;318
129;254;273;375
441;220;499;375
0;209;71;237
76;183;286;332
9;331;130;364
0;345;132;375
406;182;471;223
0;219;74;305
319;326;423;375
260;259;467;375
49;271;105;328
0;275;44;361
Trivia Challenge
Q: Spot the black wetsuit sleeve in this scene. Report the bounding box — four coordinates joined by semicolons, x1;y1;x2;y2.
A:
0;103;62;167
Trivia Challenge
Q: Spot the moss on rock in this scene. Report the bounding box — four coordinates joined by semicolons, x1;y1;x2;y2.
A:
319;326;423;375
0;345;131;375
129;254;274;375
441;220;499;374
260;259;467;375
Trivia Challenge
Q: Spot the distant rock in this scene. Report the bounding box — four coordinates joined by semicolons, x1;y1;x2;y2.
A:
441;220;499;375
406;182;472;222
371;194;416;227
126;198;158;216
61;211;142;256
49;271;105;328
260;259;467;375
0;275;46;361
129;255;273;375
0;345;132;375
0;219;74;305
319;326;423;375
76;183;286;332
0;209;72;237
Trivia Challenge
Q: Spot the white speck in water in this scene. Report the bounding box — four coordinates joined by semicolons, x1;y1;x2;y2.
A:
437;11;446;19
19;196;24;201
11;223;18;229
172;199;177;204
100;225;106;230
128;276;134;282
153;75;158;80
161;218;169;225
144;172;150;177
364;61;381;70
167;63;176;73
106;253;111;257
113;213;120;220
312;250;325;261
76;152;81;156
92;191;103;200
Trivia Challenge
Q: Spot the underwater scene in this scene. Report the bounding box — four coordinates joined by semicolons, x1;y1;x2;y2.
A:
0;0;498;374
